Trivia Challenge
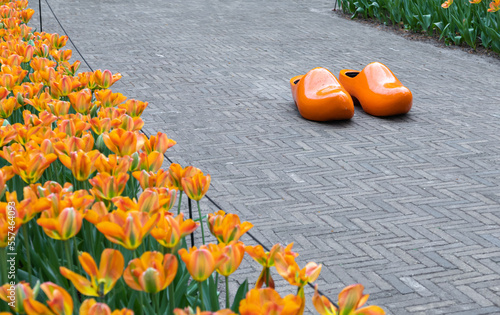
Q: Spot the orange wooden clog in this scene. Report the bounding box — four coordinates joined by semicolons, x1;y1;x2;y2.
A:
290;67;354;121
338;62;412;117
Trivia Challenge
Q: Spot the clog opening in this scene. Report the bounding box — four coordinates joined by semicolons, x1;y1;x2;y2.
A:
345;72;359;78
293;79;300;85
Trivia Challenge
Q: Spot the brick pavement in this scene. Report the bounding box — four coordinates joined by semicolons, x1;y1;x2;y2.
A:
32;0;500;313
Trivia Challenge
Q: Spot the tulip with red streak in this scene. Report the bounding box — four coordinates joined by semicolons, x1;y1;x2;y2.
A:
181;169;211;201
208;210;253;244
80;299;134;315
96;210;160;250
239;288;302;315
23;282;73;315
178;245;228;282
132;169;169;189
123;251;178;293
102;129;143;156
58;150;100;181
37;206;82;240
89;172;129;201
112;188;161;214
151;213;198;250
312;284;385;315
0;281;38;314
60;249;124;297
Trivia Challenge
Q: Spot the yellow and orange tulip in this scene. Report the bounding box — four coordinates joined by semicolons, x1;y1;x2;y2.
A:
37;206;82;240
239;288;302;315
102;129;143;156
58;150;100;181
312;284;385;315
0;281;37;314
89;172;129;201
60;249;124;297
151;213;198;249
112;188;161;214
208;210;253;244
181;169;211;201
209;241;245;277
132;169;169;189
142;132;176;154
24;282;73;315
123;251;178;293
96;210;159;250
178;245;228;282
80;299;134;315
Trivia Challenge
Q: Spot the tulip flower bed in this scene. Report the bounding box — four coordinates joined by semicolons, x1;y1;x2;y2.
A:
338;0;500;53
0;0;386;314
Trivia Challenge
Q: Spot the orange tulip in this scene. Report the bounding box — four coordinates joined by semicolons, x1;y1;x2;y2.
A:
245;243;297;289
488;0;500;11
95;89;127;108
24;282;73;315
55;57;79;73
7;149;57;184
117;99;148;117
37;206;82;240
89;172;129;201
50;49;72;63
207;210;253;244
48;33;69;50
151;213;198;249
132;169;169;189
0;166;14;198
58;150;100;181
111;114;144;132
112;188;160;214
90;117;112;135
123;251;178;293
94;154;131;176
84;201;109;225
178;245;228;282
55;117;91;138
93;69;121;89
0;124;17;147
0;97;21;118
174;307;235;315
155;187;177;211
136;151;164;173
80;299;134;315
441;0;453;8
142;132;176;154
102;129;143;156
181;170;211;201
60;249;124;297
239;288;302;315
7;190;47;225
68;88;94;114
275;253;321;288
208;241;245;277
0;281;38;313
96;210;159;250
0;201;22;248
166;164;199;191
312;284;385;315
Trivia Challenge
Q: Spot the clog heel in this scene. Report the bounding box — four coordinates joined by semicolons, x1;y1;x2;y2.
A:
290;67;354;121
338;62;412;117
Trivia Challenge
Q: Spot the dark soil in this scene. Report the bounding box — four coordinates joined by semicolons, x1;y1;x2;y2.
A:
332;8;500;61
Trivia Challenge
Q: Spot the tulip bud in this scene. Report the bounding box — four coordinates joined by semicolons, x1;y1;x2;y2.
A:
96;134;106;152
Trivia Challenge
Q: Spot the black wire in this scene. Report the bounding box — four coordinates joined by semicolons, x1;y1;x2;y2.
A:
43;0;94;72
39;0;42;32
43;0;339;308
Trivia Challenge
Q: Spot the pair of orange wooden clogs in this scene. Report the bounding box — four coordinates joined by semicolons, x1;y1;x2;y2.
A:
290;62;413;121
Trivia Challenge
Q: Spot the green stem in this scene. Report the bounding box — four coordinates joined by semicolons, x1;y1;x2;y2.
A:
196;201;205;245
22;225;32;284
0;247;7;284
152;293;159;313
266;267;270;287
177;191;183;215
225;276;230;309
168;284;175;315
198;281;205;311
64;240;79;307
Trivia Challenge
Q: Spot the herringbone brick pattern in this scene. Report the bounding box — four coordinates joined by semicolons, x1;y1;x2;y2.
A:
33;0;500;313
